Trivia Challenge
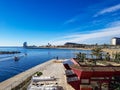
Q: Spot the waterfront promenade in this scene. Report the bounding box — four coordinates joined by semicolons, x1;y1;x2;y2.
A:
0;59;74;90
0;60;53;90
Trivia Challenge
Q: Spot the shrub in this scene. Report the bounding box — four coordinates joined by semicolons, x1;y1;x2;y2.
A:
35;72;42;76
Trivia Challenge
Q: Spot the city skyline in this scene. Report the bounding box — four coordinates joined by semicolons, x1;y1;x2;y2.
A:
0;0;120;46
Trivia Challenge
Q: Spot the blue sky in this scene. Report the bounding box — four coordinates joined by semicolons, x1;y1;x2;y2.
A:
0;0;120;46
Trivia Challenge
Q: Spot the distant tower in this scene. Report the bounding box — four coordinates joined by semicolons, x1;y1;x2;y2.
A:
23;42;27;48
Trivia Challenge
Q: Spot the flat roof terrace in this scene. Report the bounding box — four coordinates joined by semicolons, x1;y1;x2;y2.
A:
70;59;120;78
71;65;120;71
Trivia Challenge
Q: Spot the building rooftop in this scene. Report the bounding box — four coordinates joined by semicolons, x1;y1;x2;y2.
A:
71;64;120;72
112;37;120;39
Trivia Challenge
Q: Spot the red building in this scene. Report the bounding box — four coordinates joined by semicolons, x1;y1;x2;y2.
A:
63;59;120;90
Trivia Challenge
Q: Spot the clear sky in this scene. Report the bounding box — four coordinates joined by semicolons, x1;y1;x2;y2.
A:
0;0;120;46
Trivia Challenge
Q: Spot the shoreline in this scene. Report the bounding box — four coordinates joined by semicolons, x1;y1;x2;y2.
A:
10;46;120;56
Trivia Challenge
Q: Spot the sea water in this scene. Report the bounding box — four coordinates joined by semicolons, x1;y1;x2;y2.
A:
0;47;91;82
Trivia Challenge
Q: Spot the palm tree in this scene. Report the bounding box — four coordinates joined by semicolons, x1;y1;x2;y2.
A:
91;47;103;65
76;52;86;62
111;52;115;61
91;47;103;59
104;52;110;61
76;52;81;62
114;52;120;63
81;53;86;62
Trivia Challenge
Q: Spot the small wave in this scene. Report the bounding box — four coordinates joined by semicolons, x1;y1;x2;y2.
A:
0;55;13;59
0;54;25;62
0;57;14;62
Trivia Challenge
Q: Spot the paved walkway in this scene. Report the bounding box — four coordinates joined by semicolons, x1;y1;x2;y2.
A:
0;59;75;90
0;60;53;90
41;60;67;90
41;60;75;90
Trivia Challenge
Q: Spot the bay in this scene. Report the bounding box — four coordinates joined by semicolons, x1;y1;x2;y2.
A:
0;47;91;82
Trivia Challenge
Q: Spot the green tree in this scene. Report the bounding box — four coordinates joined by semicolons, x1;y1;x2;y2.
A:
81;53;86;62
76;52;82;62
76;52;86;62
104;52;110;61
91;47;103;65
91;47;103;59
115;52;120;63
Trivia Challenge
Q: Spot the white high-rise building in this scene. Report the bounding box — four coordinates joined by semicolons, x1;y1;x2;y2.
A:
111;37;120;45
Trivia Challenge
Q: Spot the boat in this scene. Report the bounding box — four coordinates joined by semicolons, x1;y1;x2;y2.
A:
14;56;20;61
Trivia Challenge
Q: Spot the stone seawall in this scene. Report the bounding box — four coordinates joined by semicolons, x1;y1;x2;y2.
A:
0;60;54;90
